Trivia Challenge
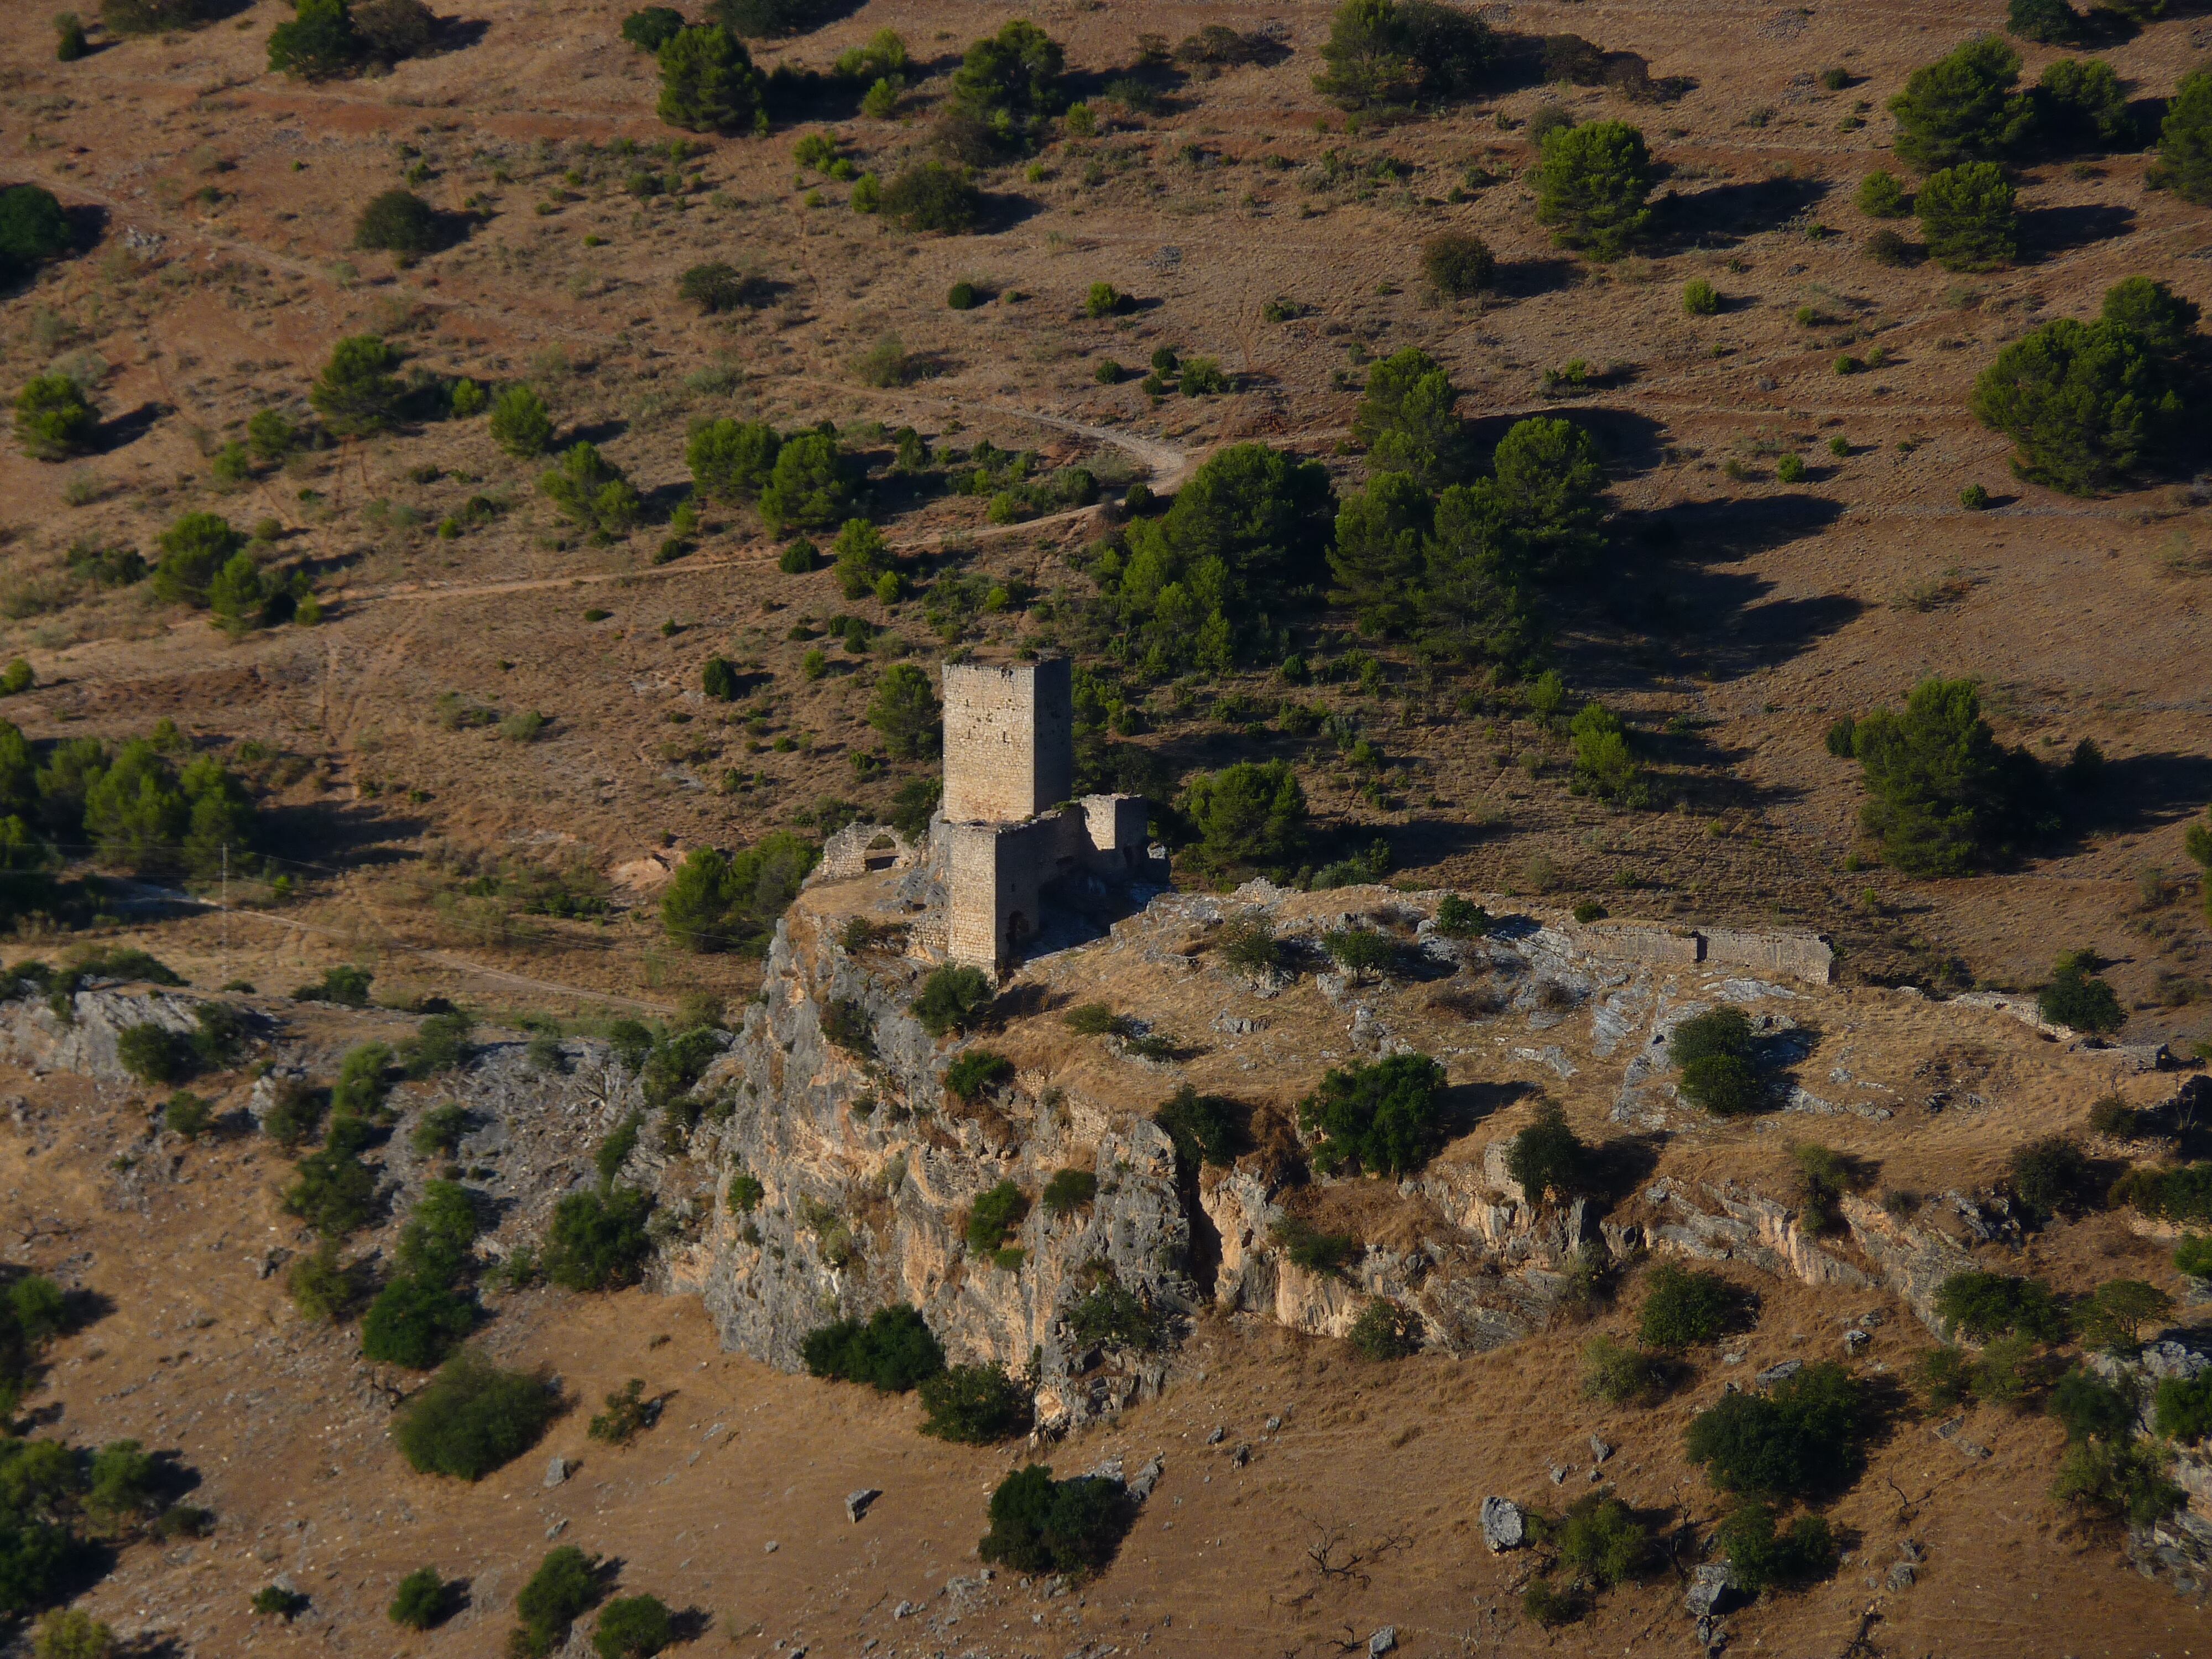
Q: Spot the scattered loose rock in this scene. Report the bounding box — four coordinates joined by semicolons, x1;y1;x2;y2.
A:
1480;1496;1525;1552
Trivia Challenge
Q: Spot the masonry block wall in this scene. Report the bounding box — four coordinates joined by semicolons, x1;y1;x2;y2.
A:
942;659;1073;824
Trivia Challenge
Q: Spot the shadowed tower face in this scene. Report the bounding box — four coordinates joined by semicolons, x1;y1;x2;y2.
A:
941;658;1074;823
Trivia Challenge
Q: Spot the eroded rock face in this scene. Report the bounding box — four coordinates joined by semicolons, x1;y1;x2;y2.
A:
0;985;205;1081
667;914;1196;1432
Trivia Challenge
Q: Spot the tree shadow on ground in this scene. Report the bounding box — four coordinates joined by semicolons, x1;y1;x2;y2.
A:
1490;257;1581;301
99;402;168;452
2052;750;2212;846
2018;201;2136;259
1439;1077;1537;1141
1661;175;1829;249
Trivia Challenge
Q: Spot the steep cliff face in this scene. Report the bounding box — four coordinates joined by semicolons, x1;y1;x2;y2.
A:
665;899;1195;1432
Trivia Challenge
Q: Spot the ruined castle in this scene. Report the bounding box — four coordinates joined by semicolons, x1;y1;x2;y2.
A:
935;658;1158;976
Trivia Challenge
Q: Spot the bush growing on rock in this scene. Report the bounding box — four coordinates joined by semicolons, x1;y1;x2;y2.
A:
1667;1007;1765;1115
1683;1361;1874;1499
392;1352;561;1480
944;1048;1014;1102
1637;1263;1749;1350
801;1304;945;1391
965;1180;1029;1253
1296;1052;1446;1177
1040;1168;1098;1215
977;1465;1133;1574
542;1185;654;1291
1504;1100;1592;1203
920;1364;1033;1442
510;1545;601;1657
912;963;993;1037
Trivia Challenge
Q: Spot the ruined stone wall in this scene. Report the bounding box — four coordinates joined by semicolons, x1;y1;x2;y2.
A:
941;659;1072;824
1703;927;1835;986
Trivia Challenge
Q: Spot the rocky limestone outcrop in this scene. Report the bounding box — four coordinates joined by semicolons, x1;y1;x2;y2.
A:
666;911;1195;1432
0;984;207;1082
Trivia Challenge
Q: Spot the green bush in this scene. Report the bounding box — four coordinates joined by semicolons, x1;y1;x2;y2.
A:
759;431;859;531
2158;1371;2212;1442
1856;168;1909;217
361;1274;476;1369
2054;1434;2184;1524
920;1363;1033;1442
1504;1100;1592;1203
1569;700;1647;806
540;442;643;538
401;1011;473;1077
542;1185;655;1291
658;834;817;954
512;1545;600;1657
151;510;244;601
2161;70;2212;206
0;184;72;284
1684;1361;1872;1498
1041;1168;1098;1215
621;6;684;51
392;1353;561;1480
966;1180;1029;1252
879;163;985;233
912;964;993;1037
489;384;554;457
268;0;367;77
1535;121;1653;262
593;1595;672;1659
354;189;442;255
1714;1501;1838;1594
2177;1234;2212;1277
977;1465;1133;1574
867;663;941;759
387;1567;452;1630
1155;1085;1244;1169
1971;276;2194;495
1580;1333;1671;1406
686;418;780;502
1348;1297;1421;1360
1181;760;1308;875
2009;0;2084;41
116;1021;191;1086
1639;1263;1746;1350
310;334;403;437
657;24;766;134
1917;162;2017;271
2037;952;2124;1034
1668;1008;1764;1115
778;538;819;573
1314;0;1496;112
2078;1279;2172;1353
801;1303;945;1391
2049;1365;2136;1442
14;375;97;462
1552;1491;1652;1588
714;0;846;35
1296;1052;1446;1176
944;1048;1014;1103
1434;894;1490;937
1681;277;1719;315
1271;1215;1358;1275
1322;927;1396;979
1889;36;2033;168
2008;1133;2098;1219
1843;678;2049;872
1932;1270;2070;1341
162;1089;213;1140
1422;232;1495;298
2037;58;2132;152
284;1137;379;1240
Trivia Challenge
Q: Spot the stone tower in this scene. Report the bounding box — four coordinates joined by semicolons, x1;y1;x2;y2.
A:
941;658;1073;825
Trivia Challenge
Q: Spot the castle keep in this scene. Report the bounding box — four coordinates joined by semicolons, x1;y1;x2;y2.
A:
937;659;1156;975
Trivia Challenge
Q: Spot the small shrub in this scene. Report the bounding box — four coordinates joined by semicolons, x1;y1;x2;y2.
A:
15;374;98;462
1776;453;1807;483
490;384;555;457
163;1089;213;1140
2049;1365;2137;1442
1581;1333;1671;1406
542;1185;655;1291
1040;1167;1098;1216
512;1545;601;1657
2008;1134;2096;1221
779;538;820;573
588;1378;657;1446
1433;893;1490;937
1155;1085;1244;1169
919;1363;1033;1442
387;1566;453;1630
1932;1270;2070;1342
360;1273;477;1369
1960;482;1991;510
354;189;442;255
1295;1052;1446;1176
2038;951;2125;1034
1917;161;2017;271
251;1586;307;1619
1553;1491;1652;1588
1857;168;1909;217
621;7;685;52
1217;911;1286;973
117;1021;192;1086
912;964;993;1037
978;1465;1133;1574
2176;1234;2212;1277
1321;926;1397;980
1682;277;1719;315
1683;1361;1873;1499
880;162;984;233
1421;232;1495;298
2054;1434;2185;1525
944;1048;1015;1103
594;1595;673;1659
966;1179;1030;1252
1521;1577;1585;1627
1348;1297;1421;1360
1505;1100;1592;1203
1714;1501;1838;1594
1270;1214;1358;1275
1639;1263;1747;1350
392;1352;561;1480
801;1303;945;1391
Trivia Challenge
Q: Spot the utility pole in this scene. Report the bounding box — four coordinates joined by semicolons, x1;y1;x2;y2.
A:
220;843;228;962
